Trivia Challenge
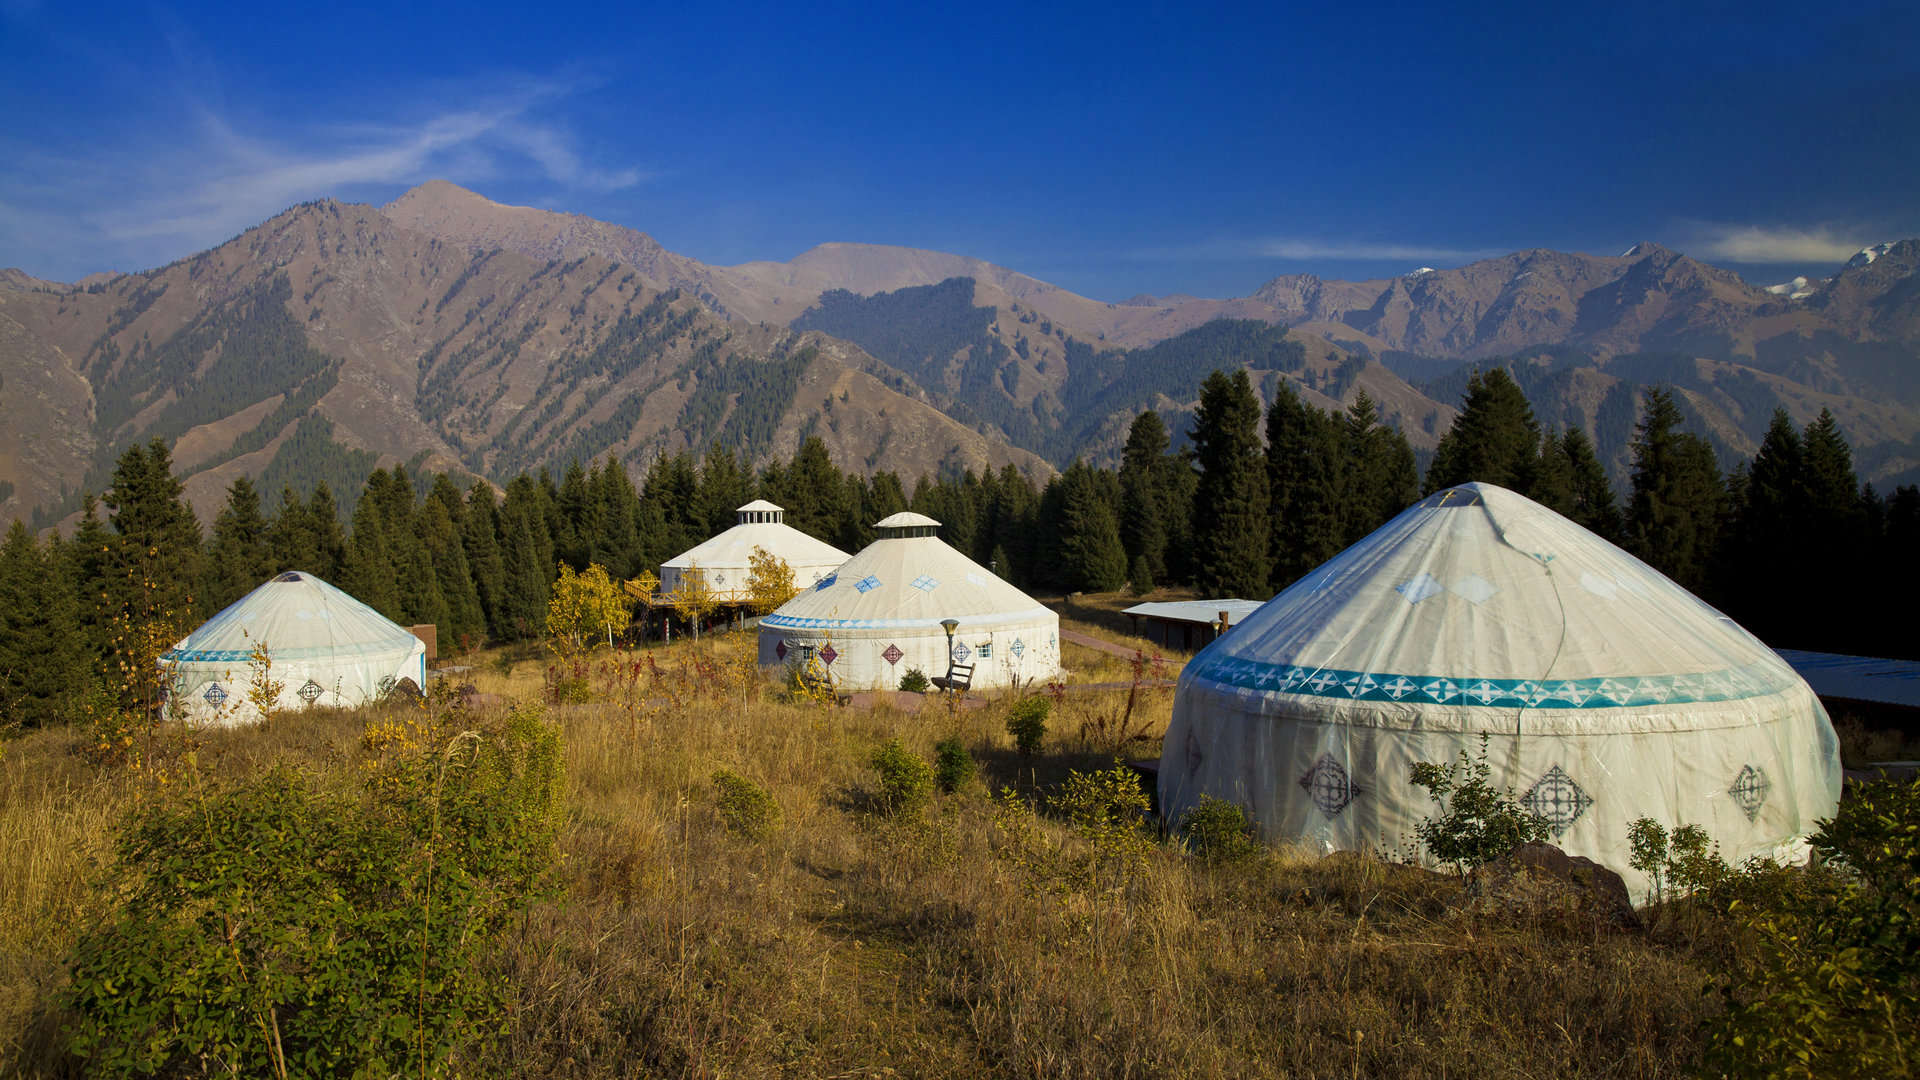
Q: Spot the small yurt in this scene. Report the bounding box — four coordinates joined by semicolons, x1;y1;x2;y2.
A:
162;571;429;725
660;500;853;601
758;512;1061;690
1160;483;1842;890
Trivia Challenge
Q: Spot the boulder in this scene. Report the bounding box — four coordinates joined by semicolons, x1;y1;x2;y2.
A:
1469;842;1640;931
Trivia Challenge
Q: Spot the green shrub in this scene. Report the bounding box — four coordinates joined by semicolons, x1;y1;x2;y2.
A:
1701;777;1920;1078
711;769;780;839
63;705;564;1078
1407;735;1549;877
868;738;935;817
1180;795;1261;863
933;737;976;794
1006;696;1050;757
898;667;931;693
1051;765;1155;891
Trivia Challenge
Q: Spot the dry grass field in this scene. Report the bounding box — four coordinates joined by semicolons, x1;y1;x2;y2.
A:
0;621;1739;1078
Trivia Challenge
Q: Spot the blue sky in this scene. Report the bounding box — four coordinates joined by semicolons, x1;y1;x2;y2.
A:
2;0;1916;299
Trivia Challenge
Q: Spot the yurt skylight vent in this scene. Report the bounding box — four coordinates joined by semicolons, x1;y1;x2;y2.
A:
873;511;942;539
273;571;305;582
735;499;785;525
1420;488;1484;508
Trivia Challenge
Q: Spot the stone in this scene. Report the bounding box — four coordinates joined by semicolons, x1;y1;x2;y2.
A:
1470;842;1641;931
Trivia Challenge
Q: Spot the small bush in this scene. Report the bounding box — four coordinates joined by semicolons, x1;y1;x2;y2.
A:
711;769;780;840
62;705;564;1078
933;737;976;794
898;667;931;693
1407;734;1549;877
1701;778;1920;1078
1180;795;1261;863
1006;696;1050;757
868;738;935;817
1051;765;1155;892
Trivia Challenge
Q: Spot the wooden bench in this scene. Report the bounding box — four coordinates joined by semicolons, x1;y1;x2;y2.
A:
931;661;976;695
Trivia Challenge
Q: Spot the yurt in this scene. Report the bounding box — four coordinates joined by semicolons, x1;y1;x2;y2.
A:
758;512;1061;690
660;500;853;601
162;571;429;725
1160;483;1842;889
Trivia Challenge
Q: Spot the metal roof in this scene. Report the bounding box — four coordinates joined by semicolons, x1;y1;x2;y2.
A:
1775;649;1920;709
1122;599;1267;626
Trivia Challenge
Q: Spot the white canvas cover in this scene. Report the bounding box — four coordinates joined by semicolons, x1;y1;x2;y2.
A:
758;512;1061;690
162;571;428;725
1160;483;1842;892
659;501;852;601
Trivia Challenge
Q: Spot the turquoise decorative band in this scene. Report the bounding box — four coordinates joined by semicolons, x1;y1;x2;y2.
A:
1188;656;1795;708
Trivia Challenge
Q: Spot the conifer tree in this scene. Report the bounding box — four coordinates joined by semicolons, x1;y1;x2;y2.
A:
1119;412;1172;584
699;447;755;537
1559;427;1624;542
1627;388;1726;594
419;496;480;648
342;494;401;620
554;460;595;571
268;486;318;575
0;522;85;726
102;439;203;623
204;475;274;611
1340;390;1420;546
497;477;555;640
1424;368;1541;495
1190;369;1270;597
589;459;643;578
1266;383;1345;589
304;484;348;581
1052;461;1128;592
462;484;509;641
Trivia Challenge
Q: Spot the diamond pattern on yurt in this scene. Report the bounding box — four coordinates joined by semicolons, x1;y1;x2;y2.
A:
1298;753;1355;817
1729;764;1771;822
882;643;903;666
951;642;971;663
202;682;228;706
775;640;789;660
819;644;838;665
910;575;939;592
854;575;882;593
297;679;324;704
1010;638;1025;658
1521;765;1593;836
1450;574;1498;605
1396;573;1443;604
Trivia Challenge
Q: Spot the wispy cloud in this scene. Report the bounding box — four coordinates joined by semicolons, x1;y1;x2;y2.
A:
1132;236;1504;266
1684;222;1869;264
0;72;648;279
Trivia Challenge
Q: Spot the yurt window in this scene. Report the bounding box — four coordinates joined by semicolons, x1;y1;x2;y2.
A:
976;642;992;659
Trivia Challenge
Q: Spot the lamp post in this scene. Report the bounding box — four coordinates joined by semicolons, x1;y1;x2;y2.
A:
940;618;959;666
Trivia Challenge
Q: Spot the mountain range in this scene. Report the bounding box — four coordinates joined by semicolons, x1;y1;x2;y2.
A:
2;179;1916;527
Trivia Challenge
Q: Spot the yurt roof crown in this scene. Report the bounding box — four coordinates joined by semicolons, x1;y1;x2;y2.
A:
874;511;941;538
736;499;785;524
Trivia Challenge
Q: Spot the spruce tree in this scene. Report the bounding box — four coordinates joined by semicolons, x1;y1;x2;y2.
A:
0;523;84;725
204;475;274;611
1424;368;1541;495
1266;384;1344;589
103;439;204;625
1190;370;1270;597
462;484;510;640
342;493;401;620
1627;388;1726;594
1053;461;1129;593
304;484;348;581
1341;390;1420;546
1119;412;1172;584
1559;427;1624;542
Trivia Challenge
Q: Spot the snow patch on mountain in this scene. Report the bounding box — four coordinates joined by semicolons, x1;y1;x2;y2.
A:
1847;242;1894;270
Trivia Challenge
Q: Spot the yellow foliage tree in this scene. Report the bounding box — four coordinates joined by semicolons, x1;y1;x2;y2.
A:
622;569;660;644
746;546;800;615
667;562;719;641
547;562;630;654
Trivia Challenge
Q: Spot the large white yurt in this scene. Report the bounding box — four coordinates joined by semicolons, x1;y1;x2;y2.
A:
757;512;1061;690
660;500;853;601
1160;483;1842;890
162;571;429;725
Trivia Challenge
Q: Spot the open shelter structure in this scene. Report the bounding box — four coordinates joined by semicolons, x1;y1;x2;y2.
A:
659;500;852;603
1159;483;1843;892
162;571;429;725
758;512;1061;690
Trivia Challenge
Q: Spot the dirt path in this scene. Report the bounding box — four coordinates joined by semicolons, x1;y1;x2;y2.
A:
1060;628;1152;659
